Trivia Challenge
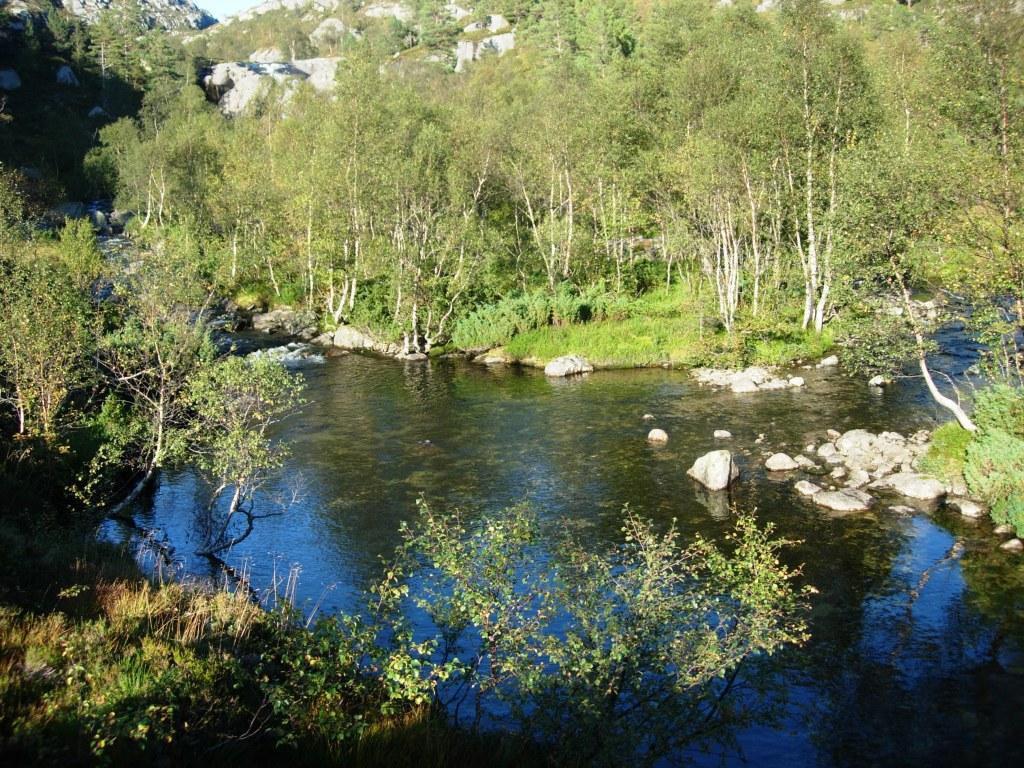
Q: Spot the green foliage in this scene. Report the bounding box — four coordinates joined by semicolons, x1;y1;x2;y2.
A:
389;501;811;763
963;385;1024;535
919;421;973;486
0;247;95;436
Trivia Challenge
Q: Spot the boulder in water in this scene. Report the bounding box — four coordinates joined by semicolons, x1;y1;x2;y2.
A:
687;450;739;491
544;355;593;378
765;453;799;471
647;428;669;444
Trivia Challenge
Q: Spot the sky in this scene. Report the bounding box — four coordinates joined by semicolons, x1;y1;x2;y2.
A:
200;0;257;20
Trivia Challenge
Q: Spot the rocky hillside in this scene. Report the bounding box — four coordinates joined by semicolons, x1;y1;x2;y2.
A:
188;2;516;72
3;0;215;30
191;2;521;113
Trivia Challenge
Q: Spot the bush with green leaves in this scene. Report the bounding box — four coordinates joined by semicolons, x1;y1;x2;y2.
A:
964;385;1024;535
387;501;812;764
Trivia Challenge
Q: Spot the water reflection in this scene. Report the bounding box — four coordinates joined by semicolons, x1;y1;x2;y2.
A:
102;353;1024;767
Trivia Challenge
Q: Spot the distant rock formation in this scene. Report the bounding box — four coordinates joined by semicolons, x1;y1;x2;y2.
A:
201;58;341;115
60;0;216;30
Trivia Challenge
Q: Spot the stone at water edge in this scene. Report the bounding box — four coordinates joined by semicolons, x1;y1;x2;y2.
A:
830;466;846;479
826;429;842;441
845;469;871;489
813;489;873;513
869;472;946;501
795;455;817;469
868;375;891;387
766;453;800;471
817;443;838;458
795;480;822;497
947;498;985;519
544;355;594;378
789;377;805;387
642;413;656;421
1000;538;1023;552
730;377;760;394
687;450;739;491
817;355;839;368
647;429;669;444
994;524;1015;536
714;429;732;439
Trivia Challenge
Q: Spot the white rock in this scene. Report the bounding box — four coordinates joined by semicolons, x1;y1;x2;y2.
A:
766;453;800;472
647;428;669;444
796;455;817;469
642;413;655;421
714;429;732;439
795;480;822;496
947;498;985;519
814;489;873;513
333;325;378;350
826;429;842;441
817;355;839;368
544;355;593;378
845;469;871;488
869;472;946;501
868;375;891;387
994;524;1015;536
817;443;837;458
789;376;805;387
830;466;847;479
1000;538;1023;552
687;450;739;491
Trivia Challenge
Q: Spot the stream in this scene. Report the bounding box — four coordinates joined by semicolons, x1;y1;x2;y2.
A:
101;334;1024;766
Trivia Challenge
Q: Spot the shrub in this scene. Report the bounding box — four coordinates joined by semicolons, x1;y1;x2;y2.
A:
965;428;1024;535
919;421;972;485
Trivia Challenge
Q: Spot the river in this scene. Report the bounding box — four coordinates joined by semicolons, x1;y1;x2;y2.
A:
102;337;1024;767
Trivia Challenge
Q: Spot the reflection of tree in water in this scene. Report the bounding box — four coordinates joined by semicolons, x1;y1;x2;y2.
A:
806;517;1024;767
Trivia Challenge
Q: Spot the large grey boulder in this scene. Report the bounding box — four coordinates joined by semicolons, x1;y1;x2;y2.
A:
687;450;739;491
814;489;873;513
0;68;21;91
544;355;593;378
333;325;378;350
869;472;946;500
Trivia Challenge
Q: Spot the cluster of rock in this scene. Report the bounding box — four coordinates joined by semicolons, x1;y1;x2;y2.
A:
692;366;805;393
246;342;325;367
756;427;980;516
202;58;341;115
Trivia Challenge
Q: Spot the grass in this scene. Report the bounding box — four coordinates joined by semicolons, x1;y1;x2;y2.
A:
500;285;833;370
919;420;972;486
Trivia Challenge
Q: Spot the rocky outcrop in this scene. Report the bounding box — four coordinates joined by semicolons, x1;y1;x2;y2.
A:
202;58;341;115
455;30;516;72
693;366;805;393
687;450;739;491
544;355;593;378
60;0;215;30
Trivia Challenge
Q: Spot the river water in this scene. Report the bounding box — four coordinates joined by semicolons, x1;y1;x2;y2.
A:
104;338;1024;766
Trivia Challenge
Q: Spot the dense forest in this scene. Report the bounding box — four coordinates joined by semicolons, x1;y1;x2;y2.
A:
1;0;1023;765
